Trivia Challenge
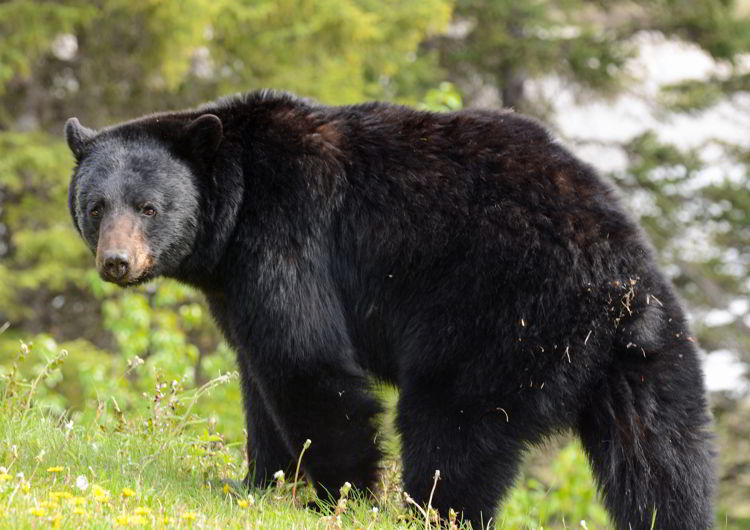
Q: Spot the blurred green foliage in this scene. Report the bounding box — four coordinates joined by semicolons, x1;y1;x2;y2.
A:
500;442;610;528
435;0;750;112
0;1;94;90
0;132;84;317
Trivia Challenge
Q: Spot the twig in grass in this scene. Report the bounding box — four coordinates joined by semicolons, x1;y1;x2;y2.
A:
403;491;428;521
111;396;126;431
425;470;441;530
7;481;21;505
292;439;311;503
28;448;45;483
121;355;144;379
26;348;67;410
325;481;352;529
448;508;459;530
174;372;237;432
403;470;442;530
139;372;237;469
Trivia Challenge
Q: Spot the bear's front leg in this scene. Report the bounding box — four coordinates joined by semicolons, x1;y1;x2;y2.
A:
234;241;383;499
238;364;295;489
250;355;384;501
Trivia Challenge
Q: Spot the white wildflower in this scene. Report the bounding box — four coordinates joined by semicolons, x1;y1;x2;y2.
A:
76;475;89;491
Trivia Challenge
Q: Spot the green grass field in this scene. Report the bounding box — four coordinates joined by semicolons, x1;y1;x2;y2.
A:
0;340;722;529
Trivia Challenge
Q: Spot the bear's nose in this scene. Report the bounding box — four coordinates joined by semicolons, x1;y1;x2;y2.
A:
102;252;130;281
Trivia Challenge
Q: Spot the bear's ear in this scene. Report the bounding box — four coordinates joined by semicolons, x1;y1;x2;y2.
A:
64;117;96;159
183;114;223;158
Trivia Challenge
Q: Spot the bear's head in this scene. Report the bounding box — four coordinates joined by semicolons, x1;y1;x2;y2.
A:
65;114;223;286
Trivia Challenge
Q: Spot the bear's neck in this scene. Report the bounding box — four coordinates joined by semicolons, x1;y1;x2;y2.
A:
174;150;244;289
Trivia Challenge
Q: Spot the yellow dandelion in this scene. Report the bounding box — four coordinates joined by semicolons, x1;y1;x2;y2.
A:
134;506;150;515
70;496;86;506
130;515;148;525
29;507;46;517
122;487;136;498
0;473;11;482
51;491;73;500
115;514;130;525
73;508;87;516
92;484;110;499
223;483;229;494
51;514;62;528
40;500;60;509
237;499;248;508
47;466;64;473
181;512;198;521
21;482;30;493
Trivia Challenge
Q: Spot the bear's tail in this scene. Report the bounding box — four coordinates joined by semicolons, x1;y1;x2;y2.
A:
577;298;716;530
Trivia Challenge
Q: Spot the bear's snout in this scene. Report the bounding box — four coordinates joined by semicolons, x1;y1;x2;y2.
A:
101;251;130;281
95;213;152;285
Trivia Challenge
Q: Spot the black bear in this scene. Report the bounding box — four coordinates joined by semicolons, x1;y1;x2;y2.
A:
65;90;715;529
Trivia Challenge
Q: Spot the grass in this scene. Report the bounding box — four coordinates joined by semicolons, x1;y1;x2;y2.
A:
1;381;401;528
0;404;463;530
0;341;623;529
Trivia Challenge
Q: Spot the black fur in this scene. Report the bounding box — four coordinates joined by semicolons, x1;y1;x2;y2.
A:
66;90;716;529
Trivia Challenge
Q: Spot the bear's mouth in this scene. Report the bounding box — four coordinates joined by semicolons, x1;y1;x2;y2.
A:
111;270;155;288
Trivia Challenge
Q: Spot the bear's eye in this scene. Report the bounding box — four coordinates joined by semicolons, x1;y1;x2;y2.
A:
90;206;102;218
141;204;157;217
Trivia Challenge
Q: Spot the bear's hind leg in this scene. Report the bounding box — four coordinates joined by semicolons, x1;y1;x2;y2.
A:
578;338;715;530
397;385;525;529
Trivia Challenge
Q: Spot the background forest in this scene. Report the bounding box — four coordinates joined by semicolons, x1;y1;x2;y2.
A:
1;0;749;528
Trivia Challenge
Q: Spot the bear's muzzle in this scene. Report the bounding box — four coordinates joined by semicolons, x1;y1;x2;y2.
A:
95;212;152;285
